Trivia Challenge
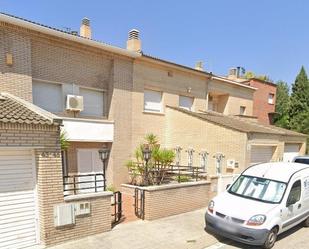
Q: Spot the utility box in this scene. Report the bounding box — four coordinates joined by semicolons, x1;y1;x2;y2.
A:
75;202;91;216
54;204;75;227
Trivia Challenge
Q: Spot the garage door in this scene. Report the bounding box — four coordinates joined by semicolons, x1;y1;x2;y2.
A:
0;150;39;249
250;146;275;165
283;144;300;162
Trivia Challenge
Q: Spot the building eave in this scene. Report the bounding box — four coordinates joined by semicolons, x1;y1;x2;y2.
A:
0;12;141;59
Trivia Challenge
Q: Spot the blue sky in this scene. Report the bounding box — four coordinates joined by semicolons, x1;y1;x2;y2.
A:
2;0;309;85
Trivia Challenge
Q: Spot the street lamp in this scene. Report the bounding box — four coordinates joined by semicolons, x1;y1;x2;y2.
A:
142;145;151;185
99;148;110;191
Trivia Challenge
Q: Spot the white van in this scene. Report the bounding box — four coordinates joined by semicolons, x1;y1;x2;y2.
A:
205;162;309;249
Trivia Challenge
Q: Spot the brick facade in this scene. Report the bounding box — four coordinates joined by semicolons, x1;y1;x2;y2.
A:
135;182;210;221
247;79;277;124
0;122;112;246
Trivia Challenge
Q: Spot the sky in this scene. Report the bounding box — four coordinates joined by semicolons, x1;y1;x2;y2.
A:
1;0;309;85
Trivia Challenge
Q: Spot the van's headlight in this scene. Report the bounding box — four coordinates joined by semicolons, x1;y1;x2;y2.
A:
208;200;215;214
246;214;266;226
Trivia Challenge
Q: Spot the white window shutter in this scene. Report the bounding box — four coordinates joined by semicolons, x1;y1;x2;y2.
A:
144;90;162;112
32;81;63;112
80;88;104;117
179;96;193;111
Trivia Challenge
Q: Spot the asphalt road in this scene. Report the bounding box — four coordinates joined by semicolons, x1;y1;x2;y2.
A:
205;223;308;249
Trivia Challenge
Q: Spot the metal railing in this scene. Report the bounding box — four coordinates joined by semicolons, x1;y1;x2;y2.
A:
63;173;105;197
111;191;123;225
128;163;207;186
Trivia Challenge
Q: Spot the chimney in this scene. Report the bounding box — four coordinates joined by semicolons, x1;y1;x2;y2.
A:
126;29;142;52
80;17;91;39
228;67;237;79
195;61;204;71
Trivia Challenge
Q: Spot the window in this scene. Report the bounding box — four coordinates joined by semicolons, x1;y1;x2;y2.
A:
32;81;63;112
144;90;162;113
287;180;301;206
268;93;275;104
179;95;194;111
229;175;287;203
79;88;104;117
240;106;246;115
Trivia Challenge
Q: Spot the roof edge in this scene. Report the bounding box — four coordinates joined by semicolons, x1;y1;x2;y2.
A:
1;92;62;125
0;13;141;59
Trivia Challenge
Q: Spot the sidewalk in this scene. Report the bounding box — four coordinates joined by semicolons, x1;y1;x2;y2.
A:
42;208;218;249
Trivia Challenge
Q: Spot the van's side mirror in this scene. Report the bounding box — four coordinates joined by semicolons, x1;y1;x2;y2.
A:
226;184;231;190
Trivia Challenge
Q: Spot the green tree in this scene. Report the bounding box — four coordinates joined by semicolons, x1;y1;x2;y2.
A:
274;81;290;128
289;66;309;131
244;71;273;82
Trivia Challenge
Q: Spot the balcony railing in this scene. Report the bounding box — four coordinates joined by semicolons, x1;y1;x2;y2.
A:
63;173;106;197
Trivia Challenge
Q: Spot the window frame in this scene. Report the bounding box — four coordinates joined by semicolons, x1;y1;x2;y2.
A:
239;106;246;115
286;179;302;206
268;93;275;104
32;80;64;113
179;95;194;111
79;87;105;117
143;89;163;113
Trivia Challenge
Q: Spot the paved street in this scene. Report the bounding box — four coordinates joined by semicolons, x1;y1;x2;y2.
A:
205;222;308;249
42;208;217;249
31;209;308;249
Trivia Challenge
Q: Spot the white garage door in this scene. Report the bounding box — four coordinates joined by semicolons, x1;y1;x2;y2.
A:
283;144;300;162
0;150;39;249
251;146;275;165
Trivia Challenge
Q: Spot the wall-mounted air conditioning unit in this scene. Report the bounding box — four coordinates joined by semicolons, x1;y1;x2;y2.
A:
226;159;236;169
66;95;84;111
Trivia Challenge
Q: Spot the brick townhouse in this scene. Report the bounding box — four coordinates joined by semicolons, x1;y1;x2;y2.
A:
226;68;277;125
0;13;307;248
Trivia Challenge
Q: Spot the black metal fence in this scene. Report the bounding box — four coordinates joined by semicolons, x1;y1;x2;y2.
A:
134;188;145;219
63;173;105;197
111;191;123;225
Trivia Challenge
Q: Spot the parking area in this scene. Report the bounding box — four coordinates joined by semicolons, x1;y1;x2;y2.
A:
29;208;308;249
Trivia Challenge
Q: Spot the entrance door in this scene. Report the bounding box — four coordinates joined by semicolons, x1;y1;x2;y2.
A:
0;149;39;249
283;144;300;162
250;145;275;165
77;149;104;193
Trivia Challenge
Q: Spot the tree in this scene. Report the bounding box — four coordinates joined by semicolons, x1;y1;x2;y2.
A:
289;66;309;131
274;81;290;128
244;71;273;82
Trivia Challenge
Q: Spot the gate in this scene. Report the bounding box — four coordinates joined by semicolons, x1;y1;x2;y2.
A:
134;188;145;219
112;191;122;224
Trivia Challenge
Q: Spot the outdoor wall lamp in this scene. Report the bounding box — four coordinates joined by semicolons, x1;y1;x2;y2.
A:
142;146;152;162
99;148;110;191
142;145;151;185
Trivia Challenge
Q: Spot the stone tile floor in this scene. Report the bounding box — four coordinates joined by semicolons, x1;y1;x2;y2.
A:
40;208;217;249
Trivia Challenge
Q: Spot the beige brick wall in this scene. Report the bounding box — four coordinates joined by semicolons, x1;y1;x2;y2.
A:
143;182;210;220
249;133;307;162
0;24;32;101
164;107;248;175
0;122;112;246
208;79;254;116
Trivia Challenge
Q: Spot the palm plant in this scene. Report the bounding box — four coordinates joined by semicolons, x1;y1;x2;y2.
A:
126;133;175;186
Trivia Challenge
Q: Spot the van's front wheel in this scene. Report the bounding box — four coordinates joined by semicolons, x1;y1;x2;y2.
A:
263;227;278;249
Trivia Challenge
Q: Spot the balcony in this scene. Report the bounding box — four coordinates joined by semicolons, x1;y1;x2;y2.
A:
61;117;114;142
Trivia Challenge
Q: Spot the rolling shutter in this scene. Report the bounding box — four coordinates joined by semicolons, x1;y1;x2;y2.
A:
250;146;275;165
0;150;38;249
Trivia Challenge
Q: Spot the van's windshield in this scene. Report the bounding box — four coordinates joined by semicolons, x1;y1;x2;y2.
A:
228;175;287;204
